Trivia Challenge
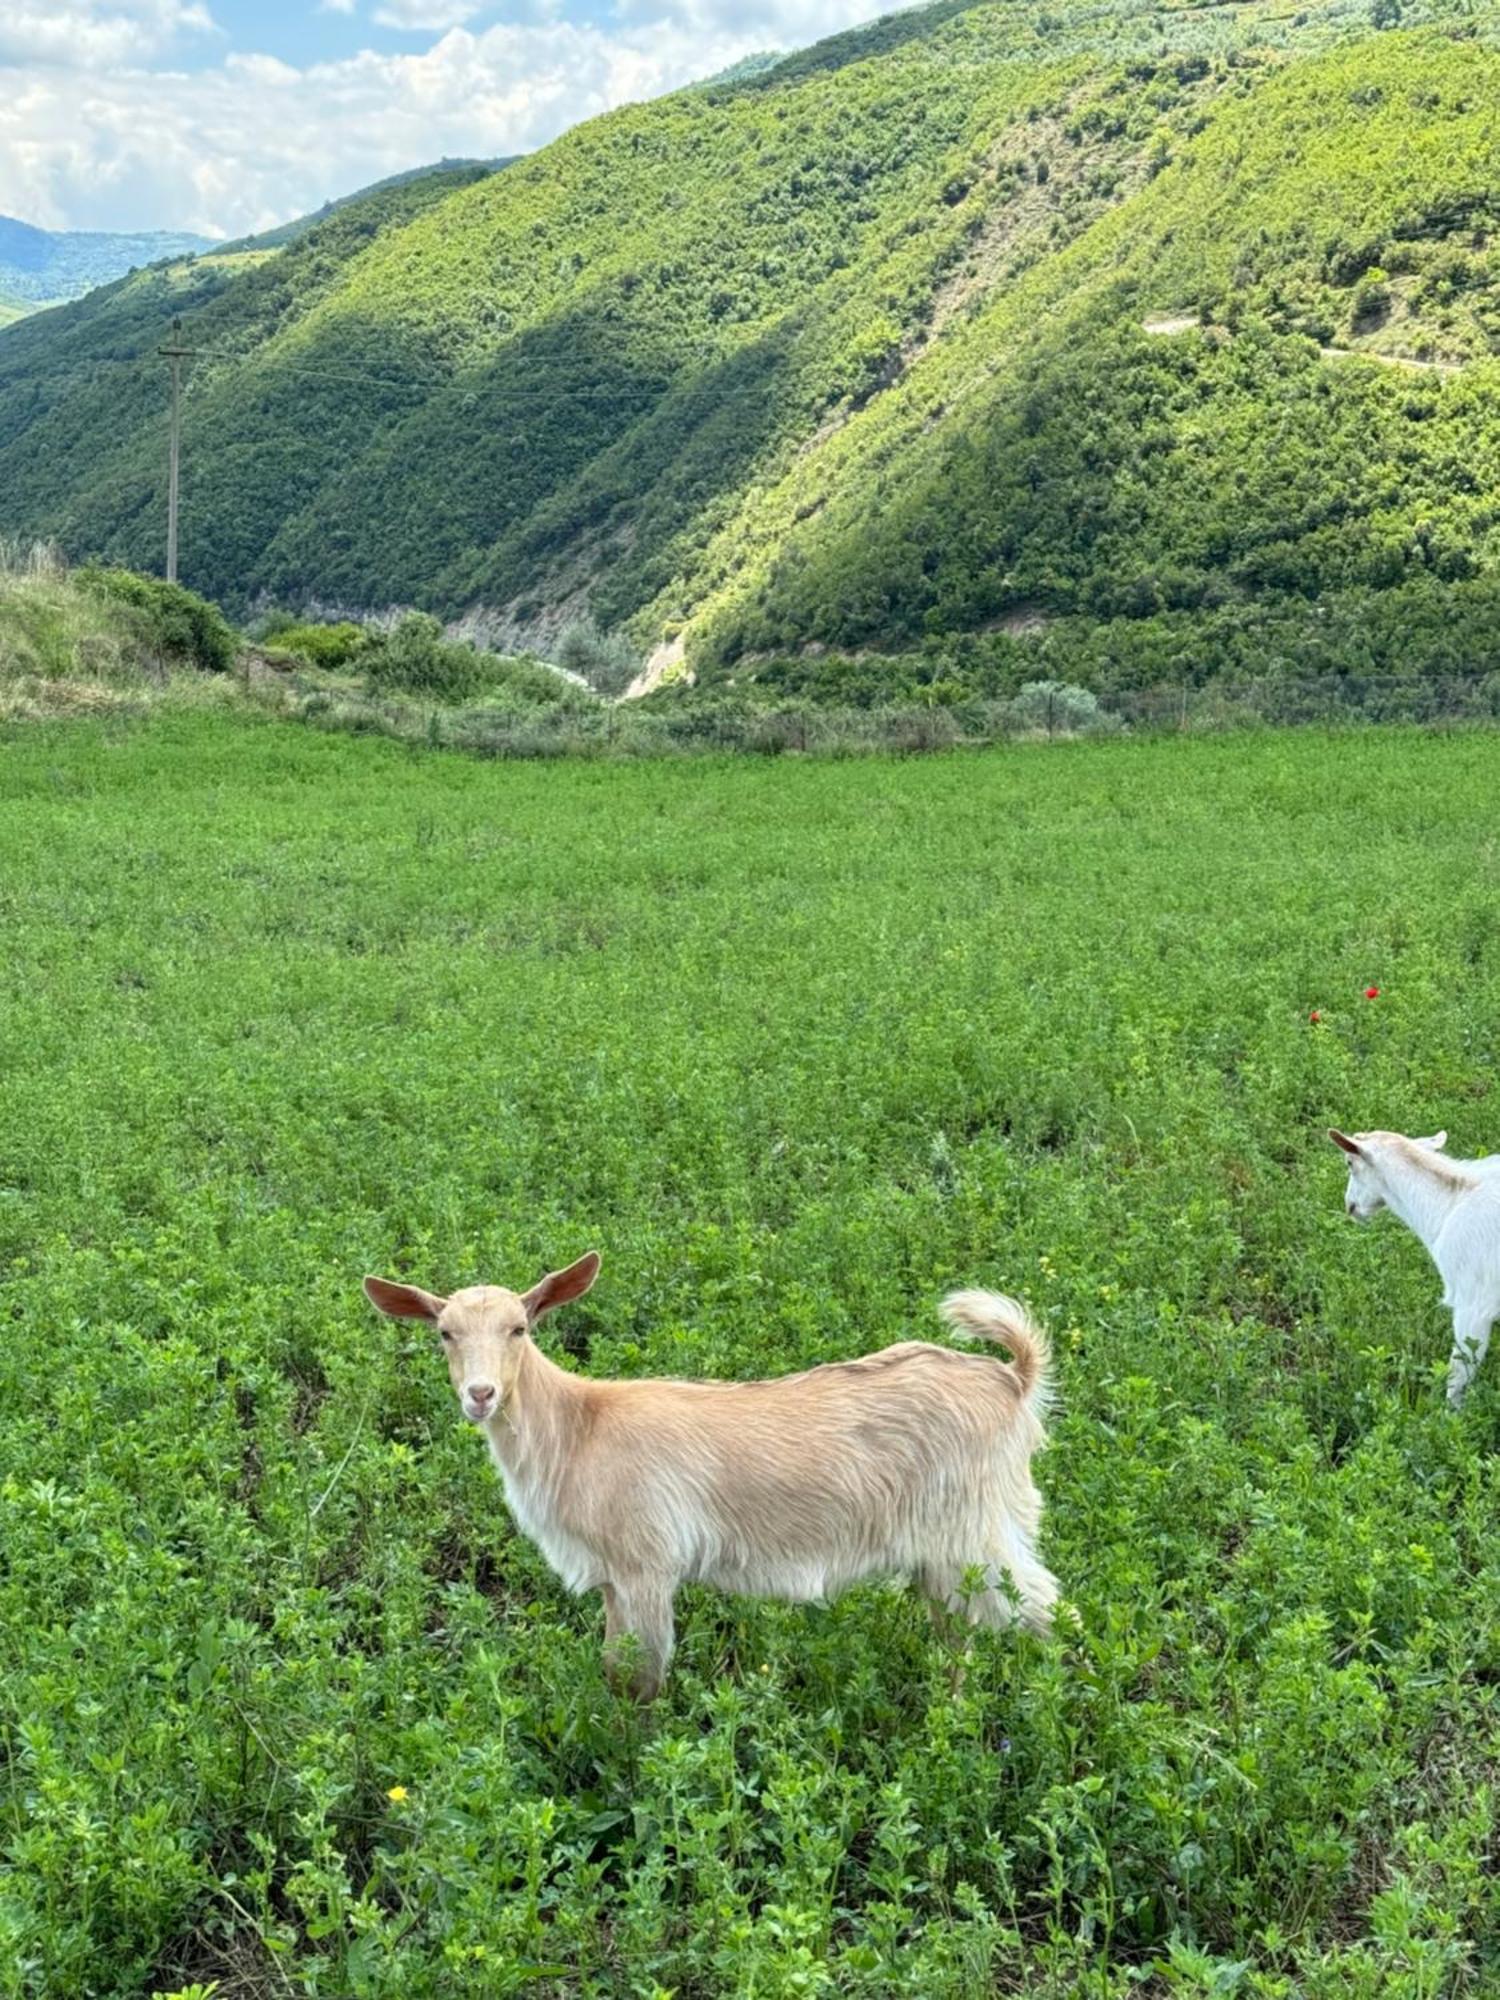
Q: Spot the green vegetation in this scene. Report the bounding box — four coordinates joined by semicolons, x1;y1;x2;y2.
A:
79;567;238;674
5;0;1500;703
9;548;1500;761
256;614;369;670
684;31;1500;679
0;213;211;321
352;611;594;709
0;556;599;741
0;547;241;713
216;158;515;255
0;158;504;582
555;616;642;697
3;715;1500;1995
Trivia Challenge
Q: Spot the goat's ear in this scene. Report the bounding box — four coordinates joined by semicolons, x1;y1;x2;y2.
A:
1328;1128;1363;1157
1416;1131;1449;1152
364;1277;448;1322
524;1251;601;1324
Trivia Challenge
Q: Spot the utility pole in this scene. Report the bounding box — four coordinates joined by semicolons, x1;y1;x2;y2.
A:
158;315;193;582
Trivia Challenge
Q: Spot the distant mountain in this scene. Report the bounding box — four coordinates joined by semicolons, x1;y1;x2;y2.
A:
0;215;213;319
0;161;514;323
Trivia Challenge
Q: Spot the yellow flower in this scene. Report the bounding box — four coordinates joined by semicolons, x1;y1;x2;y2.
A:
387;1785;408;1803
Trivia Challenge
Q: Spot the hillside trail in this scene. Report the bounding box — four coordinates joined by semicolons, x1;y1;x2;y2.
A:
1317;344;1462;376
1141;313;1199;335
1142;312;1463;375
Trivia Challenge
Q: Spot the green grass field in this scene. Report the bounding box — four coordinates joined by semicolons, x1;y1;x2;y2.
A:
4;713;1500;1998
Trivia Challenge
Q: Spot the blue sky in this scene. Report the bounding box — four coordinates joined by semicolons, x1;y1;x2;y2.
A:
197;1;626;71
0;0;896;238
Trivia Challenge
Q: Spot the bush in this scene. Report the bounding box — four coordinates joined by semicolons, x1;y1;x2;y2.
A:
361;614;502;701
1005;680;1117;734
360;613;597;712
553;617;641;698
1350;267;1391;328
263;619;368;670
78;568;237;673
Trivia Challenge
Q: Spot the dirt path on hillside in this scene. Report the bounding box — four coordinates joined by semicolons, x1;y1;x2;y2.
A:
1144;316;1464;376
1141;313;1200;335
1318;344;1462;376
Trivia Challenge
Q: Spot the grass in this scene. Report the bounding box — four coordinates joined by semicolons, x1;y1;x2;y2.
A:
3;713;1500;1997
0;550;242;723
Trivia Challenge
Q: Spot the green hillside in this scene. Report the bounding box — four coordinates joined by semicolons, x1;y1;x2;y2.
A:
216;157;515;255
1;0;1497;692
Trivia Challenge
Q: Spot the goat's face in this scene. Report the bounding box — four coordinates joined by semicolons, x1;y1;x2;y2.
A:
1328;1128;1448;1220
363;1254;601;1425
1330;1131;1386;1220
437;1286;532;1421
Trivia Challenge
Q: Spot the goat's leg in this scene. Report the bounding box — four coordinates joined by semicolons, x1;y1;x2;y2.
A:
602;1575;676;1701
1447;1308;1494;1409
971;1528;1060;1637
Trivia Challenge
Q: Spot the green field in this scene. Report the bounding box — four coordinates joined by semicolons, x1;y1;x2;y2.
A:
4;713;1500;1997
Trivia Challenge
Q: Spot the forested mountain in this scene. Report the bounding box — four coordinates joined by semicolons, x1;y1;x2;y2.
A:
217;159;514;255
2;0;1498;692
0;215;212;321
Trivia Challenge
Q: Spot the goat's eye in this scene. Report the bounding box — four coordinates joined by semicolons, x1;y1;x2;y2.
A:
438;1326;454;1342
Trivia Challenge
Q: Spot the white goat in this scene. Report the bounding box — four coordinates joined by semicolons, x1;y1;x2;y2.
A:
1330;1128;1500;1407
364;1255;1059;1698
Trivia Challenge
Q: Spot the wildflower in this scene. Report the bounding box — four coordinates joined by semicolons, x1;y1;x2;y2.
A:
387;1785;408;1803
1309;1010;1322;1023
1364;986;1380;1000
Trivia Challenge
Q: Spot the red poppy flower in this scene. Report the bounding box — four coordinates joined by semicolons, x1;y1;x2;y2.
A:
1309;1009;1322;1023
1364;986;1380;1000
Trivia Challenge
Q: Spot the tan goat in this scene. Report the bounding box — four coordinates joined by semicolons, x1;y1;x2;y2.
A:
364;1254;1059;1698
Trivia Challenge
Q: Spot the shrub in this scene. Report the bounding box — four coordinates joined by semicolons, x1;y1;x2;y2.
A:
361;613;499;701
78;568;237;673
1005;680;1117;735
359;613;597;712
553;617;642;698
1350;267;1391;328
265;620;368;670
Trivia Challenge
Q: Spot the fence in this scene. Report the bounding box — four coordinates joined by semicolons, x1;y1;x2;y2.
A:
275;667;1500;762
1110;673;1500;734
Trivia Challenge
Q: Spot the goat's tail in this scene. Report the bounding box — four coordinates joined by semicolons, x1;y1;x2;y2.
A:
938;1289;1051;1410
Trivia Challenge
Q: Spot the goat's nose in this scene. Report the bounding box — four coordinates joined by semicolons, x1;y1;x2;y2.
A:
468;1383;496;1412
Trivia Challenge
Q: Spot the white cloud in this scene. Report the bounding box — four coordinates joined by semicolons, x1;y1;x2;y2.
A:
373;0;486;27
614;0;895;33
0;1;214;70
0;4;892;237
